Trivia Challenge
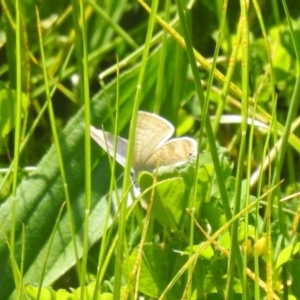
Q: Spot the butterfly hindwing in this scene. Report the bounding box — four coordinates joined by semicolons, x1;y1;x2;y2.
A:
144;137;197;172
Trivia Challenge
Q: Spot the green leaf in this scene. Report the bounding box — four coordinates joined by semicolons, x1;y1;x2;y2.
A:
74;282;109;299
0;81;29;138
122;243;179;299
26;286;59;300
26;282;111;300
139;172;187;230
183;242;214;260
0;41;180;299
275;241;300;269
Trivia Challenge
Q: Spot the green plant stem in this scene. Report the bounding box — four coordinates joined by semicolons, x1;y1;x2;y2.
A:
10;0;22;297
114;0;160;298
36;5;79;291
175;0;250;298
227;0;250;298
79;0;93;297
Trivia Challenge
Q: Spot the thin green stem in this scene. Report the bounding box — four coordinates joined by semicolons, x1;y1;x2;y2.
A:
80;0;92;296
36;5;79;290
114;0;160;298
227;0;250;298
10;0;22;296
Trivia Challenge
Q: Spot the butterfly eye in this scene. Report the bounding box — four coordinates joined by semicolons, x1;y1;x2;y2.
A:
189;151;196;159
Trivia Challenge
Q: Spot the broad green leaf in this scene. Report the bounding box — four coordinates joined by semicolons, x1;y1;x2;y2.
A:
0;41;182;299
74;282;108;299
122;243;179;299
139;167;188;230
26;286;58;300
276;242;300;269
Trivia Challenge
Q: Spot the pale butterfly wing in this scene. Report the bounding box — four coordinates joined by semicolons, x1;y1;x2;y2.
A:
133;111;174;173
90;125;128;168
144;137;197;172
90;111;197;175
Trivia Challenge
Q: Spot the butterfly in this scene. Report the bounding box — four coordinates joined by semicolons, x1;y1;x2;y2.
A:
90;111;197;177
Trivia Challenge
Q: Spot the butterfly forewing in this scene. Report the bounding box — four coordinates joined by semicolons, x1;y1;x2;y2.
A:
90;126;128;167
133;111;174;172
144;137;197;172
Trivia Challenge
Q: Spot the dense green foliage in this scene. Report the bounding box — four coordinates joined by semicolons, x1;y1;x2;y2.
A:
1;0;300;299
